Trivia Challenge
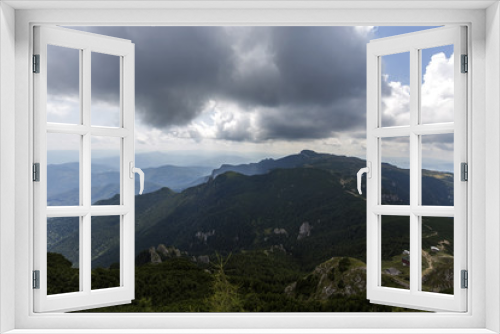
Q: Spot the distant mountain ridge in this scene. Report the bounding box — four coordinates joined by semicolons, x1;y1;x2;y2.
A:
47;163;212;205
212;150;347;178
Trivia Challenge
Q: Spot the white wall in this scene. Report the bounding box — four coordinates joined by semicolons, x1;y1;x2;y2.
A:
486;2;500;333
0;2;16;333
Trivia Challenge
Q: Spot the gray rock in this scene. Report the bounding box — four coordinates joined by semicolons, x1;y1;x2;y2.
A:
273;228;288;236
157;244;169;257
297;222;312;240
149;246;162;264
384;267;401;276
156;244;182;258
269;244;286;253
195;230;215;243
197;255;210;264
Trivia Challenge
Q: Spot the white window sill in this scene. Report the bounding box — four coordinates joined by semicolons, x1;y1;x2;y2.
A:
4;329;498;334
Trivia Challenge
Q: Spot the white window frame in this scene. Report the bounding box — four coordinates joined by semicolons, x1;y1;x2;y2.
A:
33;25;136;312
0;1;499;333
365;26;467;312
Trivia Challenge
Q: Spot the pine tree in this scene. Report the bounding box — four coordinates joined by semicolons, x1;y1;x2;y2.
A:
207;253;244;312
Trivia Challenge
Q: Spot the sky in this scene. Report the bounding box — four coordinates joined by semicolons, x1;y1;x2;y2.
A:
46;26;455;172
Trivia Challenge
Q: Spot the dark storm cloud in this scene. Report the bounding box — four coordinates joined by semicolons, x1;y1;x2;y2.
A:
91;52;120;106
270;27;367;105
255;27;368;139
47;45;80;97
53;26;371;141
80;26;234;125
258;96;366;140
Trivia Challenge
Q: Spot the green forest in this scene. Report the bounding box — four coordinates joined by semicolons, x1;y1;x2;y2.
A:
48;251;415;312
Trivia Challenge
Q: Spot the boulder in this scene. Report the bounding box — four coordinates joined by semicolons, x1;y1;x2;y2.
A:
297;222;312;240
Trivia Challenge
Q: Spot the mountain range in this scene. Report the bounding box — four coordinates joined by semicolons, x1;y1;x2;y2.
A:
47;163;212;205
47;150;454;270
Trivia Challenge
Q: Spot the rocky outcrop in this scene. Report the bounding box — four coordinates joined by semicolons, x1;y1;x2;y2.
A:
273;228;288;236
157;244;181;258
149;246;162;264
264;244;286;255
197;255;210;264
384;267;401;276
285;257;367;300
284;282;296;295
297;222;312;240
195;230;215;243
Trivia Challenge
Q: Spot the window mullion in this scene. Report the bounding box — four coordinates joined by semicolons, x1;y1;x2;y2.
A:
81;214;91;293
409;47;420;294
82;47;92;293
82;47;91;207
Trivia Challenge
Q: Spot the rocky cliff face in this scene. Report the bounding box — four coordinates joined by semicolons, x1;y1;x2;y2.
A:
196;255;210;264
285;257;367;300
297;222;312;240
195;230;215;244
273;228;288;236
157;244;182;258
144;244;213;266
149;247;162;264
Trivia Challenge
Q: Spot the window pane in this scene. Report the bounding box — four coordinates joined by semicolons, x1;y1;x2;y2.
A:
381;137;410;205
47;133;81;206
421;217;454;294
47;45;80;124
421;134;454;206
381;215;410;290
47;217;80;295
91;52;121;127
380;52;410;127
420;45;454;124
91;136;121;205
92;216;121;290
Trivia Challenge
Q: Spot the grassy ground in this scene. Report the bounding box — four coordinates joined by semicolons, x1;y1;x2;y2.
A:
380;248;453;294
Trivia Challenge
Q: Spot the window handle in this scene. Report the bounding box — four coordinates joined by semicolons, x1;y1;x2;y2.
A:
357;162;371;195
129;161;145;195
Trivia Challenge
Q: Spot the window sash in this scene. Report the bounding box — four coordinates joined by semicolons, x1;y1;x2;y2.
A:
366;26;468;312
32;25;136;313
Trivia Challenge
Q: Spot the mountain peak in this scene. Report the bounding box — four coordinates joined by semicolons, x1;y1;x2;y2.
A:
299;150;318;157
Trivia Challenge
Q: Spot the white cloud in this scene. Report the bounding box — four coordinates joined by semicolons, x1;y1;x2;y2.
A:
91;135;120;151
47;132;80;151
380;51;454;168
47;95;121;128
177;100;260;142
47;96;80;124
381;51;454;126
381;76;411;126
133;103;370;160
134;100;261;151
90;101;120;128
355;26;376;36
421;52;454;124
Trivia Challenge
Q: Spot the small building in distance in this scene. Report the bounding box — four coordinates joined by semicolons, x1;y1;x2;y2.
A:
431;246;440;252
